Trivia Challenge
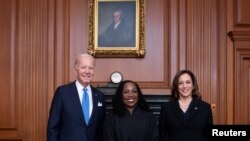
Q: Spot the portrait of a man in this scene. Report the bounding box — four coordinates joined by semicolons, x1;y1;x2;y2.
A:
98;2;136;47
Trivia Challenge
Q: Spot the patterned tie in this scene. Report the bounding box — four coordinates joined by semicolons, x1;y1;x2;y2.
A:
82;88;89;125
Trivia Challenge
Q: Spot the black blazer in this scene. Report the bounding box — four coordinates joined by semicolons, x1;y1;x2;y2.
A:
47;82;106;141
159;99;213;141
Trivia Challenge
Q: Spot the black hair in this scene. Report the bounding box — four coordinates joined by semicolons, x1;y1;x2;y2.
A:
112;80;150;116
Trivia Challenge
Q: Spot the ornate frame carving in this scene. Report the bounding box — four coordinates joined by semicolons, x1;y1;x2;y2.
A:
88;0;145;57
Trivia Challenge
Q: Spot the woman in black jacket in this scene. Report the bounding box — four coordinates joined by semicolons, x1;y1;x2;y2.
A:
159;70;213;141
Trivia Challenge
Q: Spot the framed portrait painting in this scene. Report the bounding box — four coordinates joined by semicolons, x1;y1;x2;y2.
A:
88;0;145;57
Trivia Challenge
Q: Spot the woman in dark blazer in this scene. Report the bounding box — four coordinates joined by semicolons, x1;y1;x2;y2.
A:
159;70;213;141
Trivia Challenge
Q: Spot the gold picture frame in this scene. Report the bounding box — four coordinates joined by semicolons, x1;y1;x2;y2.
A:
88;0;145;57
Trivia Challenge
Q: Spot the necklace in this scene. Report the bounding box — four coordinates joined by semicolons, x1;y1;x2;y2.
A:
179;104;189;112
179;104;189;107
178;100;191;112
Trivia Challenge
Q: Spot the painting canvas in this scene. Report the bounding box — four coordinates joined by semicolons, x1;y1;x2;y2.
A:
88;0;145;57
98;2;135;47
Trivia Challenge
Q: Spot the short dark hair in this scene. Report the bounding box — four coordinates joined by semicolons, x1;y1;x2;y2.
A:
112;80;150;116
171;70;201;100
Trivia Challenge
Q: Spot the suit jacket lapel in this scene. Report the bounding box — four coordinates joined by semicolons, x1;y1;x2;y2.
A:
172;101;187;126
187;99;200;121
88;86;98;126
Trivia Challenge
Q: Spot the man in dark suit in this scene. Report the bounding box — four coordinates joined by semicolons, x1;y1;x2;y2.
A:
47;53;106;141
98;9;135;47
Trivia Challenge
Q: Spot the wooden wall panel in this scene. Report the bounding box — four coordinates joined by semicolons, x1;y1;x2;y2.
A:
228;0;250;124
0;0;16;128
16;0;49;140
235;47;250;124
234;0;250;27
186;0;216;103
217;0;228;124
228;31;250;124
0;0;21;139
0;0;51;140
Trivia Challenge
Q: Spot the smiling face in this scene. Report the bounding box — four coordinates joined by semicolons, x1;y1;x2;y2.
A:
177;73;194;99
122;82;139;113
74;54;95;87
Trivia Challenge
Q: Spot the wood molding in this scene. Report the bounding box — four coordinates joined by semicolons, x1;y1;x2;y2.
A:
0;0;20;138
228;31;250;41
234;48;250;124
